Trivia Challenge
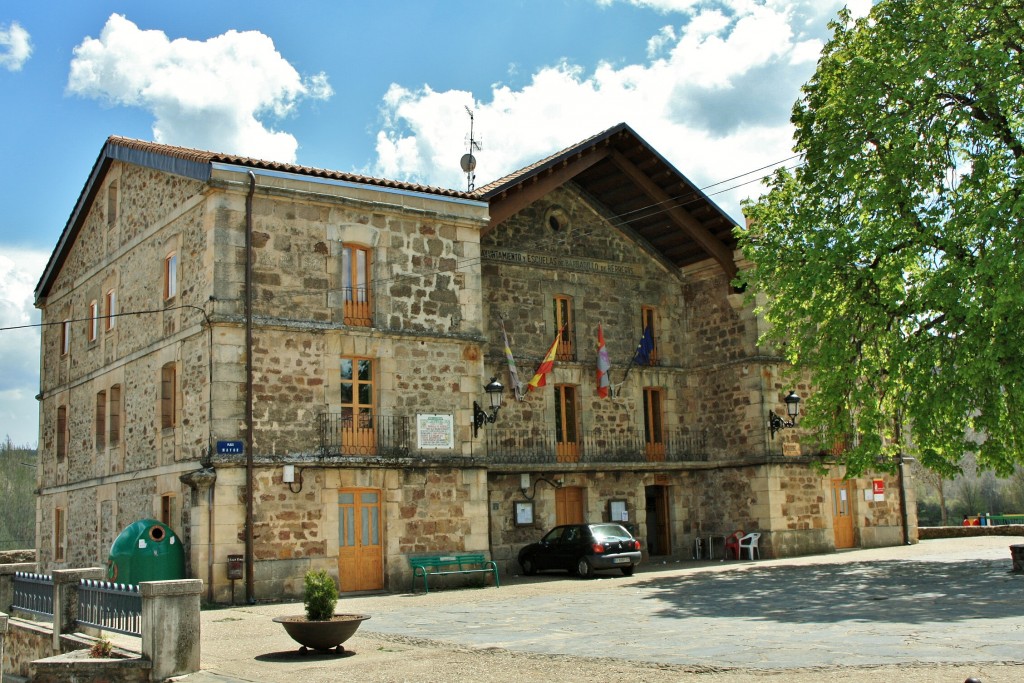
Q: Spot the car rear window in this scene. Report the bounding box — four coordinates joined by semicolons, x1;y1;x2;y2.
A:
591;524;632;540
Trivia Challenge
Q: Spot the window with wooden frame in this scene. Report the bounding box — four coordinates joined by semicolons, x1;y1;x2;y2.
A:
54;507;65;561
105;289;117;330
56;405;68;461
554;384;580;462
160;493;177;530
61;319;71;356
95;390;106;450
164;252;178;300
641;306;659;365
106;181;118;226
109;384;122;448
342;245;372;326
160;362;177;430
553;295;575;361
338;357;375;453
643;386;666;461
88;300;99;342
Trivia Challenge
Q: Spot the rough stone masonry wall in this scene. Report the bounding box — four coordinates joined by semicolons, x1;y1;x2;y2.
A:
206;179;487;457
37;162;211;570
480;186;694;436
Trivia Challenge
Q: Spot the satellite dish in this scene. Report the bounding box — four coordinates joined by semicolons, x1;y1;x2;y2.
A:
460;153;477;173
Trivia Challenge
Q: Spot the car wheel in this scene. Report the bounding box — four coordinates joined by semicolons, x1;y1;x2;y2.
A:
520;557;537;576
575;557;594;579
621;565;635;577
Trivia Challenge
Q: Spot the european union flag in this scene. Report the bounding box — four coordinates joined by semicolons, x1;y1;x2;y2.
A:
633;325;654;366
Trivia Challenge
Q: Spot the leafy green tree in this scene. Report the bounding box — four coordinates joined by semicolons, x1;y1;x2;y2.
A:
739;1;1024;477
0;435;38;550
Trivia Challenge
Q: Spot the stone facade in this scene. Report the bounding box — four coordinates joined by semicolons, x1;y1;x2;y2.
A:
34;131;914;604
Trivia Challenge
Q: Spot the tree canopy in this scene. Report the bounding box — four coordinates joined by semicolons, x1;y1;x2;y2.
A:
738;1;1024;477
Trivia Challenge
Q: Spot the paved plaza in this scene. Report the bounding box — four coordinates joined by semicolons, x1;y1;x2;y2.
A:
173;536;1022;682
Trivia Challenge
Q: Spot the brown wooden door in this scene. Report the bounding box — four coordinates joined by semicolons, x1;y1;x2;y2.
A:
339;358;376;454
555;385;580;462
555;487;585;525
338;488;383;592
644;485;670;555
643;387;665;461
831;479;855;549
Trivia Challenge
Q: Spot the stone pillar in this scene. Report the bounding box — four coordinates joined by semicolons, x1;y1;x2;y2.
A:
50;567;105;650
1;611;8;683
1010;544;1024;573
141;579;202;681
0;563;38;615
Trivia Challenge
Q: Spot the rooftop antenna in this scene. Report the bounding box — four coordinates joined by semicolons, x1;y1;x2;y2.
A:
460;106;481;192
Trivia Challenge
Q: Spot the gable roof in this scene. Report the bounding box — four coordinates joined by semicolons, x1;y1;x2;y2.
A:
474;123;739;280
35;136;477;302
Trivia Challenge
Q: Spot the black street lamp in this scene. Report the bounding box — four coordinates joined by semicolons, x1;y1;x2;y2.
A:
473;377;505;438
768;390;801;439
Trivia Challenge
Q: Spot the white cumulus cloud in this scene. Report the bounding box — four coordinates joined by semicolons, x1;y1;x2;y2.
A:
374;0;873;221
0;21;32;71
0;248;48;447
67;14;332;162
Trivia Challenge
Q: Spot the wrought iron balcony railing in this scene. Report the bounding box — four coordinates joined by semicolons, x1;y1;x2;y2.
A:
317;412;707;465
482;426;708;465
317;413;412;458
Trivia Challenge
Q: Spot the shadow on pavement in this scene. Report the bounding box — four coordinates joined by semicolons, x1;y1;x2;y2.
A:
254;648;357;662
633;557;1021;625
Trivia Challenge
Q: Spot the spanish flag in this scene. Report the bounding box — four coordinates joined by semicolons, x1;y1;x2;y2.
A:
527;327;562;391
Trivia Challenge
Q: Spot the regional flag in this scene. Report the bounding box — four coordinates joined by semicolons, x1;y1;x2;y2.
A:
500;319;526;401
596;323;611;398
527;327;562;391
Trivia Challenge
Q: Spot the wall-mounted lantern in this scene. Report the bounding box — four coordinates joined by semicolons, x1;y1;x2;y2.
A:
472;377;505;438
768;390;801;439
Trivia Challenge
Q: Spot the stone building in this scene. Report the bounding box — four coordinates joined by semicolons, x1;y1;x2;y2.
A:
33;124;914;602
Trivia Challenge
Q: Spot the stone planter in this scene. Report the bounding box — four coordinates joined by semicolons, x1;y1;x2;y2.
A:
272;614;370;653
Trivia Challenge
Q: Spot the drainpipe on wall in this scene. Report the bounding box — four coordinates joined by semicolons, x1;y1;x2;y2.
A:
244;171;256;603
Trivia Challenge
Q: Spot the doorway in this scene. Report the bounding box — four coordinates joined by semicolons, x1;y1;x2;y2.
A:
830;479;856;549
644;485;671;556
337;488;383;592
555;486;585;525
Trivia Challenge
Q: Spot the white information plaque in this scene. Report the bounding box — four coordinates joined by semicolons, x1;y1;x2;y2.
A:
417;413;454;450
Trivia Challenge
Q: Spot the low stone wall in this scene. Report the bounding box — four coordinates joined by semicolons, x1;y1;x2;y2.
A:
918;525;1024;540
0;550;35;564
32;645;151;683
1;569;202;682
2;614;54;680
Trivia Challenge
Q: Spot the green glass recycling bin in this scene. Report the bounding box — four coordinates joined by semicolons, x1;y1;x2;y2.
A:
106;519;185;584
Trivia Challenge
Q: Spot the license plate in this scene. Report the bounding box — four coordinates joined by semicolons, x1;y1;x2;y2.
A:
613;557;630;564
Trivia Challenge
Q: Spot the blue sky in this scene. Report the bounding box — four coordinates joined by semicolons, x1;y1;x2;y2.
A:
0;0;870;446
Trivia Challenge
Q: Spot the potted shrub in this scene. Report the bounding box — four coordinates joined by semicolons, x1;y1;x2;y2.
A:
273;569;370;654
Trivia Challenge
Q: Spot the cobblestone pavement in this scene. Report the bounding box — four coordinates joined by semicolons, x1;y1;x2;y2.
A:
174;536;1023;682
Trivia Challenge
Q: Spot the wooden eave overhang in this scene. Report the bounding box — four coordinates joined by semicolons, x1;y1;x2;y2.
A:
474;123;739;281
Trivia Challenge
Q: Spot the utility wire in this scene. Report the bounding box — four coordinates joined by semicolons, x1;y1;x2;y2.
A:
0;154;803;334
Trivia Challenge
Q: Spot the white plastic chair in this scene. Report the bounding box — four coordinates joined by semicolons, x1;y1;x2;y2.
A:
738;532;761;560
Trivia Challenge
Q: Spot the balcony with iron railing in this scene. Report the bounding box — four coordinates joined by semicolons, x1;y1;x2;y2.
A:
316;412;708;465
481;425;708;465
317;412;412;458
